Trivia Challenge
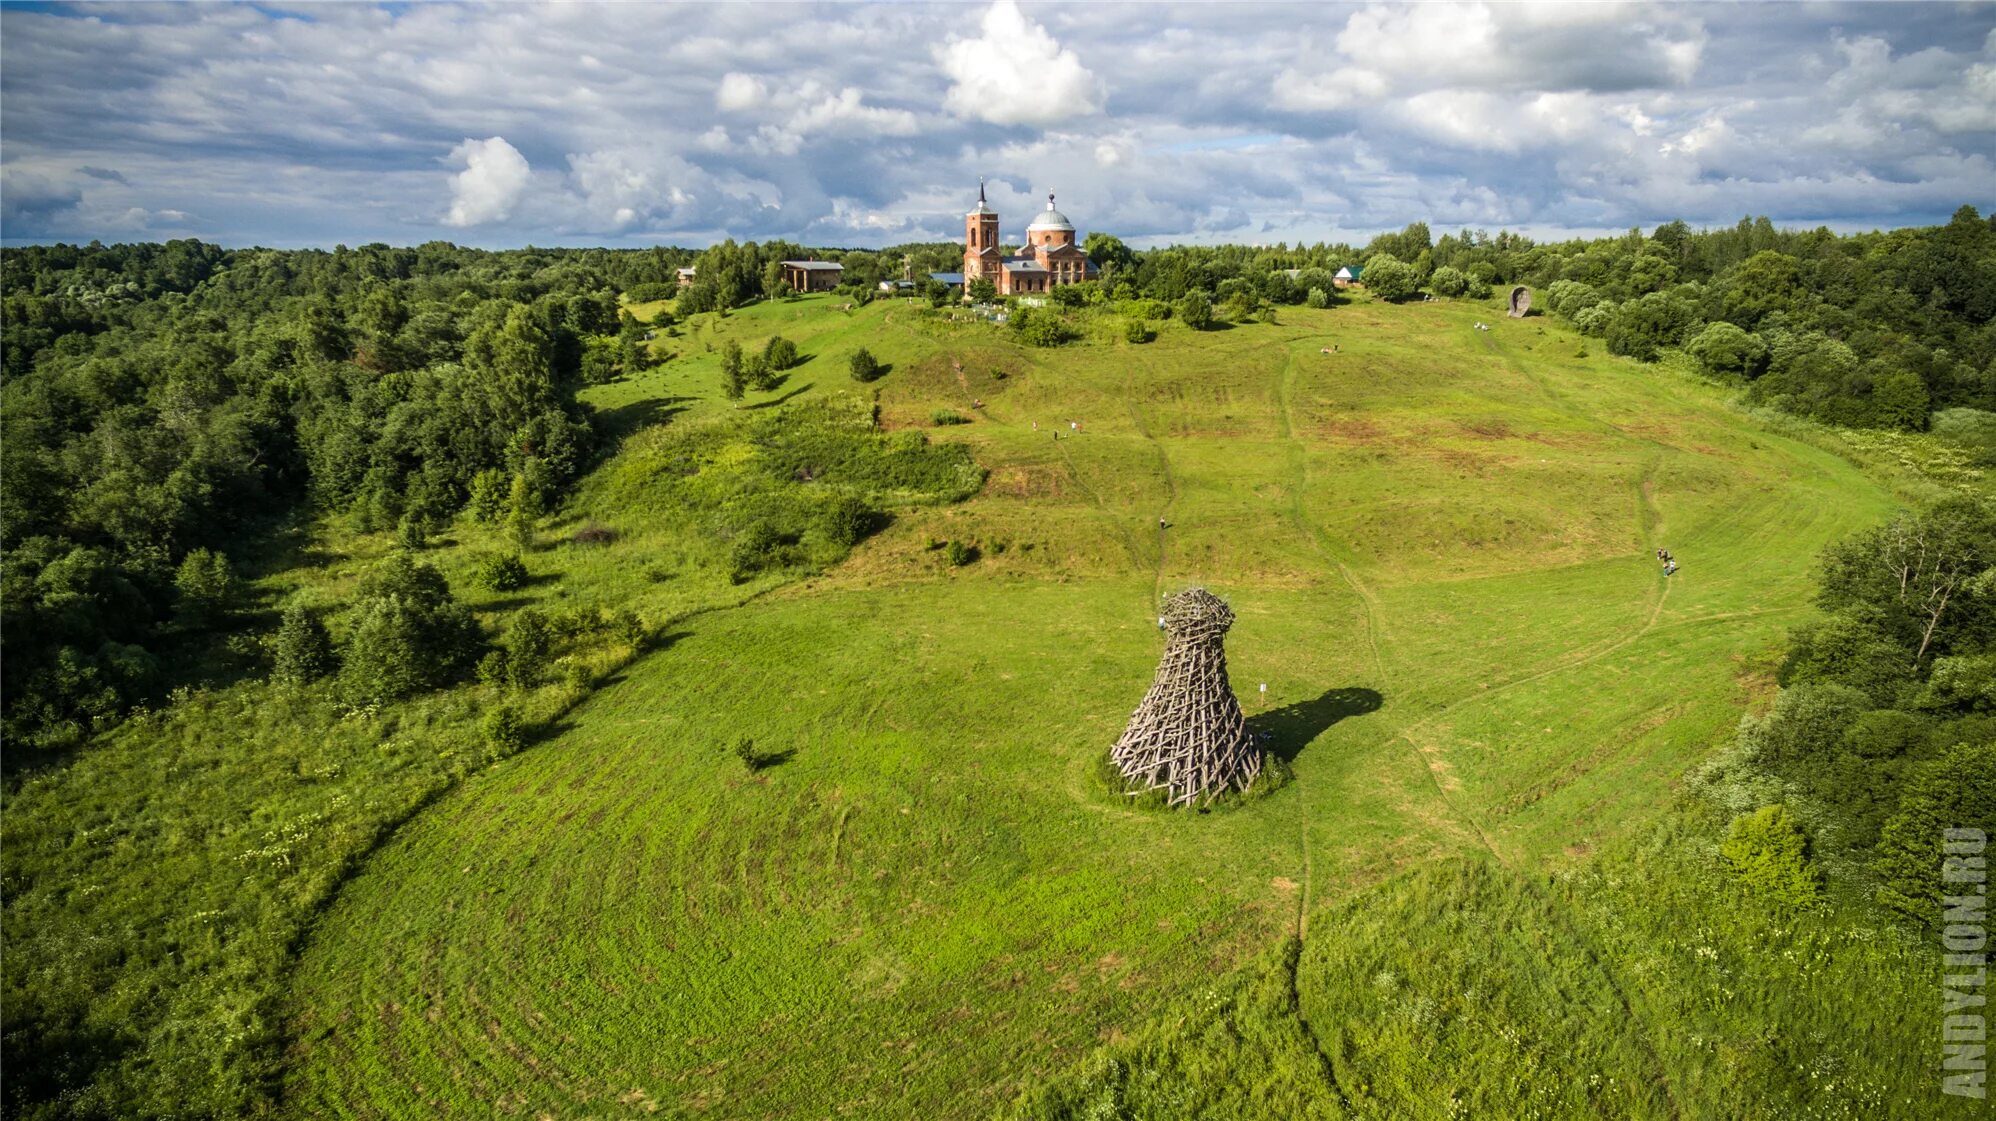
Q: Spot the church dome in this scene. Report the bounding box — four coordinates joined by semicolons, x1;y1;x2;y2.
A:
1026;192;1074;232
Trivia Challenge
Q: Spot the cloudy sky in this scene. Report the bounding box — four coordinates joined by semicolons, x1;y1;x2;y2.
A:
2;1;1991;249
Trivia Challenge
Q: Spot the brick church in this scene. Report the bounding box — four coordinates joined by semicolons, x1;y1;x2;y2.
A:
963;182;1097;295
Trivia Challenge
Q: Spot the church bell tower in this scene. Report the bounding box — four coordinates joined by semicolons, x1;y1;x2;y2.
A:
964;178;1000;281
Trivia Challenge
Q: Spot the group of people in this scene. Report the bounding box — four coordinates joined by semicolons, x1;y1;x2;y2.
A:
1656;547;1678;576
1033;419;1082;440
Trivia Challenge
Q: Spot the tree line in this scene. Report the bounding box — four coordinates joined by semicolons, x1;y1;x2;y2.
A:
1;241;657;750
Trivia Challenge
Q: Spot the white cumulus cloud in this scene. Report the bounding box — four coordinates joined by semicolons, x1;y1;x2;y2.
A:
443;136;530;228
941;0;1103;126
716;72;767;112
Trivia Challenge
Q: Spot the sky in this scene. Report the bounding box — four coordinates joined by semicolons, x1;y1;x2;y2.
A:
1;1;1992;250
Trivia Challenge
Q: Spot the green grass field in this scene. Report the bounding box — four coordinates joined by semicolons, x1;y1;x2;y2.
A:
234;291;1965;1119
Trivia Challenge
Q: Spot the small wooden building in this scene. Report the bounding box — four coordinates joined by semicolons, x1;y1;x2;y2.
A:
780;260;844;293
1333;265;1363;289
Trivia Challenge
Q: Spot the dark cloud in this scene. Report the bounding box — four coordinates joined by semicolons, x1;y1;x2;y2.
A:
1;1;1989;248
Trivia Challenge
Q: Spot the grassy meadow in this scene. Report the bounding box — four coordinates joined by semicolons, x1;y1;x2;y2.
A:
8;289;1969;1118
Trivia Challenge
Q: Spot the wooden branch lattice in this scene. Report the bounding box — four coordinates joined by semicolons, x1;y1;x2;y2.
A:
1110;587;1261;806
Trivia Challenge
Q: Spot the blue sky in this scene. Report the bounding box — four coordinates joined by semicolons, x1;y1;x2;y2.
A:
2;1;1991;249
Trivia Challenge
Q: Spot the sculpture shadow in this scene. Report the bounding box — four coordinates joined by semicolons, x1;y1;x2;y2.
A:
1249;686;1383;763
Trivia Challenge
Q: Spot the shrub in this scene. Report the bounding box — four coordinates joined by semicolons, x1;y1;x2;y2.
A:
931;409;971;426
1361;254;1420;301
1430;266;1469;297
1176;291;1214;330
473;552;528;591
337;554;481;705
173;548;235;629
1571;304;1614;336
1016;308;1076;347
505;473;540;551
395;512;432;550
483;705;525;753
1686;321;1768;379
848;347;884;383
500;607;554;689
1721;805;1823;907
1873;743;1996;923
729;521;786;583
732;735;761;771
269;605;335;685
763;335;798;371
611;607;647;649
1124;319;1152;344
944;539;977;566
1546;279;1602;319
1605;291;1701;362
1305;287;1329;309
467;468;509;524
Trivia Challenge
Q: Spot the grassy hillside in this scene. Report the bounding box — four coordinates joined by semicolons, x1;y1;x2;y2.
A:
235;291;1960;1119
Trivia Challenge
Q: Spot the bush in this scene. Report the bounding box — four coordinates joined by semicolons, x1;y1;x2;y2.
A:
763;335;798;371
474;552;528;591
944;539;977;566
174;548;234;627
1687;321;1768;379
729;521;786;583
812;495;873;550
1546;279;1601;319
848;347;884;383
732;735;761;772
1361;254;1420;302
1118;298;1170;320
1176;291;1214;330
1015;308;1076;347
1304;287;1329;309
1124;319;1152;344
1721;805;1823;907
1605;291;1701;362
337;554;481;705
269;605;335;685
931;409;971;426
500;607;554;689
1571;303;1614;336
1873;743;1996;923
483;705;525;753
1931;408;1996;461
466;468;509;524
719;339;747;399
1429;266;1469;297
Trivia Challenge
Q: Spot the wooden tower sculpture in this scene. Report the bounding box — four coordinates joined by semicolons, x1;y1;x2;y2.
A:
1110;587;1262;805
